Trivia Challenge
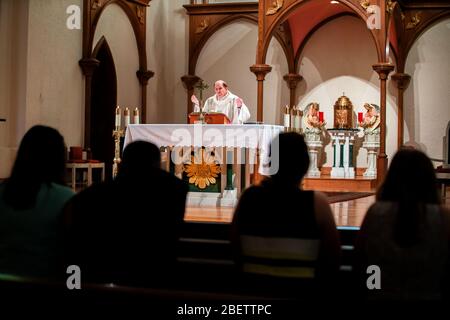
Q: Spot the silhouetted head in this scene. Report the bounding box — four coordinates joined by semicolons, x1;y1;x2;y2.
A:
11;125;66;185
377;147;439;204
270;132;310;185
119;141;161;178
4;125;66;209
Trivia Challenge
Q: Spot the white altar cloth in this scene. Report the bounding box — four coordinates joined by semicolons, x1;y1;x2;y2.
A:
124;124;283;206
125;124;281;149
124;124;284;175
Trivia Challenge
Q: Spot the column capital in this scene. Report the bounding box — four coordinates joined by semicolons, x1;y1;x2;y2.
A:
79;58;100;76
250;64;272;81
136;69;155;86
391;72;411;90
283;73;303;89
181;75;201;91
372;63;395;80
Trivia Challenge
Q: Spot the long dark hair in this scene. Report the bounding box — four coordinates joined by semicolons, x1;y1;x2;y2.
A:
377;148;440;247
3;125;66;210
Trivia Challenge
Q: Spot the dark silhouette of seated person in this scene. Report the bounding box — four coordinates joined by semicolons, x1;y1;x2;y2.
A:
231;132;341;298
355;148;450;300
0;125;74;278
64;141;188;286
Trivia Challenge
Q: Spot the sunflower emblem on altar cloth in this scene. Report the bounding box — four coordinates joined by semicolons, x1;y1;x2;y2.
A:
184;148;221;189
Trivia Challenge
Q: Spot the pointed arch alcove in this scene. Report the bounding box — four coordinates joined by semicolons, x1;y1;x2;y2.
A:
90;37;117;180
79;0;154;148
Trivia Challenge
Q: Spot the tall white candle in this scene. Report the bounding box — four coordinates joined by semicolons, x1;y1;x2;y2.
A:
133;108;140;124
124;107;130;128
283;105;290;128
294;115;301;130
115;106;121;129
284;114;290;128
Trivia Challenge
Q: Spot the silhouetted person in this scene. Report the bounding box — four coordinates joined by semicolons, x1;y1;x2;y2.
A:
64;141;188;287
0;125;74;278
231;132;341;299
355;148;450;300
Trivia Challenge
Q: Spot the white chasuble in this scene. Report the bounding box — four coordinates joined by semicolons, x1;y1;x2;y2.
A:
194;91;250;124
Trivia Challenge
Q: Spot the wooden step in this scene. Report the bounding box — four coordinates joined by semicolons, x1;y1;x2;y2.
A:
303;174;377;192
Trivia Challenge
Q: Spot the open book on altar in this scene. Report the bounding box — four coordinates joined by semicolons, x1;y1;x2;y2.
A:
188;112;231;124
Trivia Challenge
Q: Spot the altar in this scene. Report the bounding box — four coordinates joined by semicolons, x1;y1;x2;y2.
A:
124;124;283;206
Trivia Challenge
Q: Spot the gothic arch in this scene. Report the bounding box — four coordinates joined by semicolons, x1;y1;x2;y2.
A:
259;0;383;65
79;0;153;145
190;15;258;74
88;0;147;69
404;13;450;67
182;2;294;114
293;12;358;72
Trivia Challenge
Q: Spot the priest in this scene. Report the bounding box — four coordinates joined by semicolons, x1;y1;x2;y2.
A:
191;80;251;124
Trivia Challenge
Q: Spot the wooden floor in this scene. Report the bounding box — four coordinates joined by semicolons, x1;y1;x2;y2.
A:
185;189;450;227
184;195;376;227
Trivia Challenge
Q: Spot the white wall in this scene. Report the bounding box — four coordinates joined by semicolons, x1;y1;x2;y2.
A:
404;18;450;162
296;16;397;169
0;0;83;178
264;37;290;124
146;0;189;124
0;0;29;177
27;0;84;146
93;3;140;115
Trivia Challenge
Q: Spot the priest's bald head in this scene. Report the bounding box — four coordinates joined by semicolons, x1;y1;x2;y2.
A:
214;80;228;98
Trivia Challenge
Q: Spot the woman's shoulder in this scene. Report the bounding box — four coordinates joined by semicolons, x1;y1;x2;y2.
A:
367;201;397;213
48;183;75;199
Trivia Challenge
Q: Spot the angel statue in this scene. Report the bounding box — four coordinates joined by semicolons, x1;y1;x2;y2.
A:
359;103;380;133
303;102;326;132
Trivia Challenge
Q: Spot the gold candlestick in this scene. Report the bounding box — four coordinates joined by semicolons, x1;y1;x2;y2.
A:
112;128;124;179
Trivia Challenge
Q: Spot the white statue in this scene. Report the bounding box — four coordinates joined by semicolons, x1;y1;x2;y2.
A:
359;103;380;133
303;102;325;132
359;103;380;178
302;102;325;177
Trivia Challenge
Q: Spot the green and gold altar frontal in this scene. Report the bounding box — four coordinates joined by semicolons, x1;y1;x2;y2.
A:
123;124;284;201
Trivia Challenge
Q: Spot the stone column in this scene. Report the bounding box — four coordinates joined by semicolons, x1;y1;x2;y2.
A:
304;129;323;177
362;131;380;178
329;129;358;178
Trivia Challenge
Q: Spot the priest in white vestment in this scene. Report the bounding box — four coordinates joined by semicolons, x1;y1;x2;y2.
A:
191;80;251;124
